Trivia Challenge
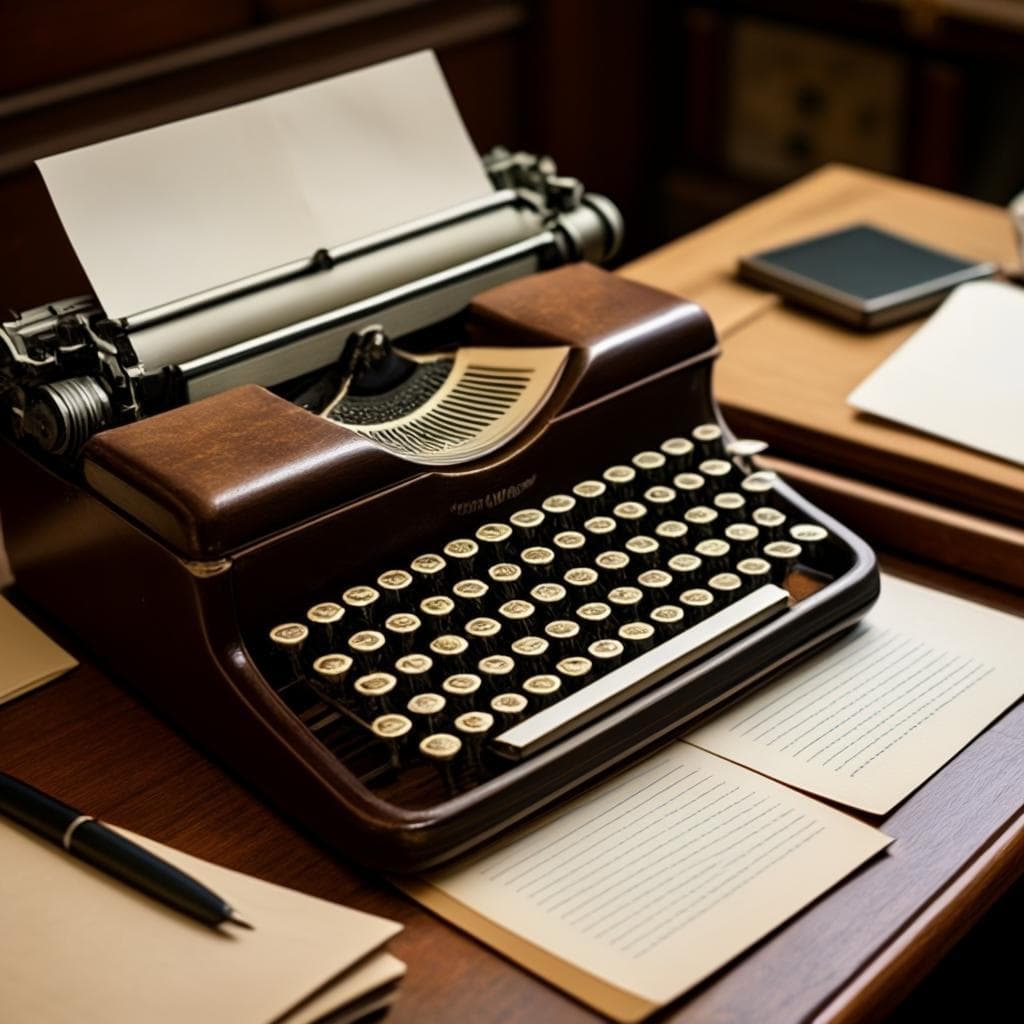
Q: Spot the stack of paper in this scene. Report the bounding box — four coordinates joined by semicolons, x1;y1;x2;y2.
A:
0;596;77;705
0;824;404;1024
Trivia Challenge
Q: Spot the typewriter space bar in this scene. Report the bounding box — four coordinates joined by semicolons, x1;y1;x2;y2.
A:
492;584;790;760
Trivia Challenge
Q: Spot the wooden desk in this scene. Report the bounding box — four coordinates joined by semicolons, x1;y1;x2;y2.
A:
3;168;1023;1022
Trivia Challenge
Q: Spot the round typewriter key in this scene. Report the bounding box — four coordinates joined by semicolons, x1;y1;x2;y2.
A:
588;637;625;666
763;540;802;582
695;538;731;570
420;594;456;630
478;654;516;686
407;692;447;733
667;553;703;581
553;530;588;566
443;538;479;576
348;629;385;664
312;653;353;694
443;673;482;704
684;505;718;539
354;672;397;715
530;582;568;610
661;436;695;464
564;566;599;595
523;674;561;704
410;553;446;578
655;520;688;545
595;549;630;577
602;464;636;494
607;586;644;613
752;507;787;535
725;522;760;550
465;617;502;653
490;692;529;726
643;485;676;509
727;438;769;458
454;710;494;737
708;572;743;599
637;569;673;594
371;713;412;768
741;470;779;503
269;622;308;655
488;561;523;598
498;599;536;636
618;620;656;650
545;619;581;645
680;588;715;619
713;491;746;518
576;601;613;627
395;652;433;693
632;450;667;477
650;604;685;633
736;557;773;590
542;493;577;521
430;633;470;662
699;458;733;482
509;508;545;537
419;733;463;789
691;422;722;445
791;523;829;544
377;570;413;607
476;522;513;546
556;656;593;683
612;501;647;533
521;545;556;570
511;635;550;660
452;578;489;611
572;480;607;519
624;534;660;563
672;471;706;498
306;603;344;646
384;612;421;652
583;515;618;538
341;585;380;613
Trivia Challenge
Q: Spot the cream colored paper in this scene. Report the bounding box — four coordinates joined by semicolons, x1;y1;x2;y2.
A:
0;595;77;704
406;743;890;1022
38;51;492;318
280;953;405;1024
688;573;1024;814
848;280;1024;467
0;823;402;1024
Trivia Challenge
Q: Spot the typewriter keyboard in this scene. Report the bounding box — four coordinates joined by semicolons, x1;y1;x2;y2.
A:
260;424;836;800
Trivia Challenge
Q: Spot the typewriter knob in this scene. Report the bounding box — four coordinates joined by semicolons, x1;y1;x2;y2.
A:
22;377;111;455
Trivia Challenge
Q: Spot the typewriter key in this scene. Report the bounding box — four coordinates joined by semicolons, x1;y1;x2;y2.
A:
306;603;344;646
530;581;568;610
523;674;562;706
660;436;695;465
637;569;673;595
377;570;413;606
790;523;829;559
395;652;433;693
643;485;676;509
556;655;593;684
354;672;397;716
667;553;703;582
763;540;802;582
490;692;529;727
443;538;479;576
465;616;503;653
726;438;769;458
713;492;746;519
509;508;545;539
683;505;718;538
541;493;577;523
725;522;761;554
564;566;599;598
741;471;779;503
384;612;422;653
452;578;490;612
544;619;581;646
341;586;380;619
618;620;656;651
511;635;550;660
442;673;482;705
498;599;536;636
521;546;556;570
588;637;625;665
269;622;308;658
698;458;733;482
553;530;588;567
348;629;386;664
736;557;773;591
655;520;689;545
603;464;636;490
454;711;494;767
752;507;787;536
420;594;456;631
410;553;446;578
419;733;463;789
691;422;722;447
624;535;660;564
680;588;715;619
576;601;612;626
312;653;353;695
407;692;446;733
708;572;743;600
594;549;630;580
430;634;470;663
672;472;706;500
695;538;731;571
607;586;644;614
478;655;516;686
572;480;607;519
371;713;412;769
583;515;618;538
649;604;686;633
476;522;513;557
488;561;523;599
631;450;667;478
612;501;647;534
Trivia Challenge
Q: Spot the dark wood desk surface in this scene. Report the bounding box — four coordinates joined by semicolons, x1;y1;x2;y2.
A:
3;168;1023;1022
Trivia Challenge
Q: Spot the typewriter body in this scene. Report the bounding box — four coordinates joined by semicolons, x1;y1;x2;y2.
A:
0;71;878;873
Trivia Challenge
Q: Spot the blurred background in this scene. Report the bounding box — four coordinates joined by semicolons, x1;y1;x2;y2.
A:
3;0;1024;309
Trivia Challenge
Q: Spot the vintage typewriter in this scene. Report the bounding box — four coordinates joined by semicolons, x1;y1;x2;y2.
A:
0;59;878;872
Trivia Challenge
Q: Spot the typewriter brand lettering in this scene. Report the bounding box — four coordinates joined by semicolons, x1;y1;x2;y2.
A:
450;475;537;516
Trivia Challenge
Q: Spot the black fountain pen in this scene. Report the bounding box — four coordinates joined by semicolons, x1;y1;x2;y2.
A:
0;771;253;930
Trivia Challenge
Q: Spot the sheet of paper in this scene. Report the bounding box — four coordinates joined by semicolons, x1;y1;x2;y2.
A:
0;595;77;704
848;280;1024;466
688;574;1024;814
0;822;402;1024
38;50;493;319
405;744;889;1023
279;952;405;1024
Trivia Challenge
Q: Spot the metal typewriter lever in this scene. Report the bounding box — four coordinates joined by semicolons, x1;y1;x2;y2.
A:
319;324;394;420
